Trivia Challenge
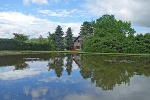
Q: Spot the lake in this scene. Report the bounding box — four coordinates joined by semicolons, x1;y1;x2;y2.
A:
0;53;150;100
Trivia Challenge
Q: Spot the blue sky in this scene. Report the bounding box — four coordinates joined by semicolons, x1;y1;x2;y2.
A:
0;0;150;38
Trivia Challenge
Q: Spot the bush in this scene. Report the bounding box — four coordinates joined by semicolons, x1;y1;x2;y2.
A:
0;39;51;51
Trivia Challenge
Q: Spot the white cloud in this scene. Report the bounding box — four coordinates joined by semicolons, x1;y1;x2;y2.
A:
23;0;76;5
23;0;48;5
50;0;61;3
32;0;48;5
38;9;78;17
49;0;76;4
0;11;81;38
81;0;150;28
38;9;90;18
23;0;30;5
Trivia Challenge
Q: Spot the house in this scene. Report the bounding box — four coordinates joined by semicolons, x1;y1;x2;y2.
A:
73;35;83;50
73;54;81;67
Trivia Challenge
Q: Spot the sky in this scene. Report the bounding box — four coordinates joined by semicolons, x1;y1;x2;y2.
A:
0;0;150;38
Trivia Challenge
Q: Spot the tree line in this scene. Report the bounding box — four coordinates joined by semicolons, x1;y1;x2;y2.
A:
0;14;150;53
0;26;74;51
80;14;150;54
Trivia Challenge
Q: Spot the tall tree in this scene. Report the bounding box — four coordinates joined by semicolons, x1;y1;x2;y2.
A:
79;21;93;35
48;31;56;50
13;33;29;42
66;27;73;50
93;14;136;37
13;33;29;46
82;14;136;53
54;25;64;50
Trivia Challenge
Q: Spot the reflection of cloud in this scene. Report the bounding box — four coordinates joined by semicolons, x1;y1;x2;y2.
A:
110;75;150;100
63;93;100;100
39;77;58;83
4;94;11;100
39;75;83;84
72;61;79;70
0;61;48;80
0;69;41;80
23;86;30;96
84;75;150;100
31;87;48;99
0;66;14;73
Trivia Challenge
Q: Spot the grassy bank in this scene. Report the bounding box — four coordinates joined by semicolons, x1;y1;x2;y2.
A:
0;50;150;56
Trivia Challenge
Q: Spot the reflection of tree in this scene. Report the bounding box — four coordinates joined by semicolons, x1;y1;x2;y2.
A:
80;54;150;90
0;54;53;67
48;53;65;77
14;59;29;70
65;54;73;75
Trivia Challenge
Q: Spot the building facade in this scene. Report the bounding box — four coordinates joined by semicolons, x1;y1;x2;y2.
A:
73;36;83;50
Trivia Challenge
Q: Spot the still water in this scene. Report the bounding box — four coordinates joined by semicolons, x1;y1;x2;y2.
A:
0;53;150;100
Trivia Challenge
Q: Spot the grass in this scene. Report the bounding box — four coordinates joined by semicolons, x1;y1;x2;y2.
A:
0;50;150;56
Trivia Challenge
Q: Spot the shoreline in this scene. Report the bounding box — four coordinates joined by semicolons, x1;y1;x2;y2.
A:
0;51;150;56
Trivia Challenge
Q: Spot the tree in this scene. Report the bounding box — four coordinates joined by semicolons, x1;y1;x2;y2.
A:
48;31;56;50
93;14;135;37
13;33;29;46
54;25;64;51
79;21;93;35
38;35;44;43
66;27;73;50
82;14;136;53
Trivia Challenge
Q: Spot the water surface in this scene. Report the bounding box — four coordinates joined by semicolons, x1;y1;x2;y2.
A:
0;53;150;100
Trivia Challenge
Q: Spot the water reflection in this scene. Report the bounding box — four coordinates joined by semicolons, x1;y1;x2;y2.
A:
65;54;73;75
0;53;150;100
80;54;150;90
47;53;65;77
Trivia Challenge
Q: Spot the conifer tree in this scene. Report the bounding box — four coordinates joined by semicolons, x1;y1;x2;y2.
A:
66;27;73;50
54;25;64;50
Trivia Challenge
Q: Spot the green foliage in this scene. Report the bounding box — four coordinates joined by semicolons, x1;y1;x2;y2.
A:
0;39;21;50
79;21;93;35
54;25;64;51
48;32;56;50
81;34;93;50
13;33;29;46
66;27;73;50
47;53;65;77
83;36;120;53
82;14;150;54
93;14;135;37
1;14;150;53
0;38;51;51
80;54;150;90
27;37;49;44
1;53;150;91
